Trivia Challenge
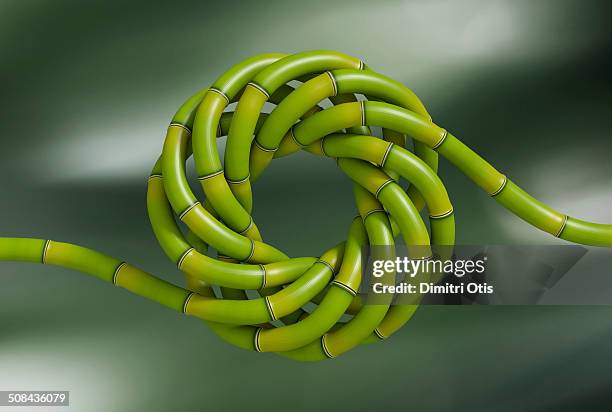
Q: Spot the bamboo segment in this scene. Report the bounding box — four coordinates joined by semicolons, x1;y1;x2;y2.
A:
192;92;227;176
0;238;47;263
1;50;610;363
560;217;612;246
436;133;506;195
493;180;565;236
114;263;190;312
44;241;121;283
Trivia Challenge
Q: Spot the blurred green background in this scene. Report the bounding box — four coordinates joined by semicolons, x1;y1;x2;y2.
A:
1;0;612;411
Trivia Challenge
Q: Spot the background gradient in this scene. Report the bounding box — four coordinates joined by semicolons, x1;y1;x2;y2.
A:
1;0;611;411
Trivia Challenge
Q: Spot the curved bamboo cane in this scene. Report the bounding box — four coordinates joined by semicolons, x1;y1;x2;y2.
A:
1;51;610;362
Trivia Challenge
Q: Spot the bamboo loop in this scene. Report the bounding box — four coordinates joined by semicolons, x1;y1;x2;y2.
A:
1;51;611;362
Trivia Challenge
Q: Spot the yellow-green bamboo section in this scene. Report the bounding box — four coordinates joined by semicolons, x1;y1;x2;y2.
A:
1;50;610;362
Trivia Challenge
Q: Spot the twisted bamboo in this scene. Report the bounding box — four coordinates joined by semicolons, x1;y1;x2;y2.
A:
1;51;610;361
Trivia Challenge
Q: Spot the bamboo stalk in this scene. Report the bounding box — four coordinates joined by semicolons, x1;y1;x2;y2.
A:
2;51;610;364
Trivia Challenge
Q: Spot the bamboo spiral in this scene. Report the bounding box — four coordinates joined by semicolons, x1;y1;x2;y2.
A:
1;51;611;361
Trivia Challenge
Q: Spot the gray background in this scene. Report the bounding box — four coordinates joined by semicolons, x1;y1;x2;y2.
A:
1;0;611;411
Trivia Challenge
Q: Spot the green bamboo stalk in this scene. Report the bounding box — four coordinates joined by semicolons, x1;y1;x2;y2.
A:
0;237;190;311
2;50;610;364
